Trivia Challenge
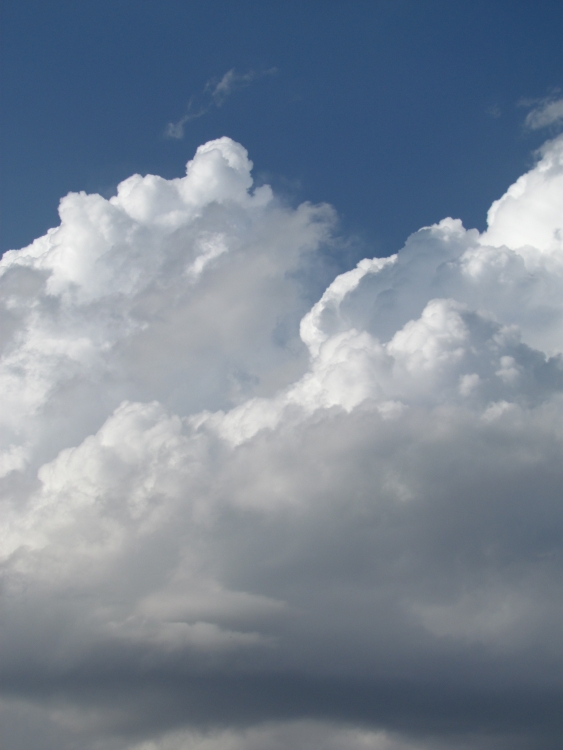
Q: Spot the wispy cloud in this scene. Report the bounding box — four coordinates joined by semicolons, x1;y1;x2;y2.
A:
520;93;563;131
165;100;209;139
166;68;277;139
486;103;501;119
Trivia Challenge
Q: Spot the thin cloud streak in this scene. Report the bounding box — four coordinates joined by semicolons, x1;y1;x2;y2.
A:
166;68;277;139
520;94;563;131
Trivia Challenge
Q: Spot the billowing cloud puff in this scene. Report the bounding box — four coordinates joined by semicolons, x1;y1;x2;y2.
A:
0;136;562;750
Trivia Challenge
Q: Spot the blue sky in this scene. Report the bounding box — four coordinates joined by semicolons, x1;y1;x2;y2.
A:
1;3;562;750
1;0;561;258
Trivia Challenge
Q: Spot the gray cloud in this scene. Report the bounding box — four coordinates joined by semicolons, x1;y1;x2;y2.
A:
0;136;562;749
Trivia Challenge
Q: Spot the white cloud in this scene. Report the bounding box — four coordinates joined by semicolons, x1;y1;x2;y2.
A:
480;133;563;263
0;135;562;750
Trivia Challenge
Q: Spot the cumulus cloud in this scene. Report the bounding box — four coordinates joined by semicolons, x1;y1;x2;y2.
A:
166;69;277;139
0;135;562;750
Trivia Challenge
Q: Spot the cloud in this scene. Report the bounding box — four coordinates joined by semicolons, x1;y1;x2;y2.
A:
165;101;209;139
166;69;277;139
486;103;501;119
207;68;276;106
521;95;563;131
0;135;562;750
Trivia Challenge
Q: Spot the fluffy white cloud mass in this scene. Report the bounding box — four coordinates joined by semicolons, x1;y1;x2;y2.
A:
0;136;562;750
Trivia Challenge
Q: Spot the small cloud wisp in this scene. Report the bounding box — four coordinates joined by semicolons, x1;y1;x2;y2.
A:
521;93;563;131
166;68;277;139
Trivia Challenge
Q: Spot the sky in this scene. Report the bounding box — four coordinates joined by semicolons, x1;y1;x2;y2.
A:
0;2;563;750
1;0;562;259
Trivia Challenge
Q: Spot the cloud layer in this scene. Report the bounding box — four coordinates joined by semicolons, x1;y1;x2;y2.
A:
1;135;562;750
